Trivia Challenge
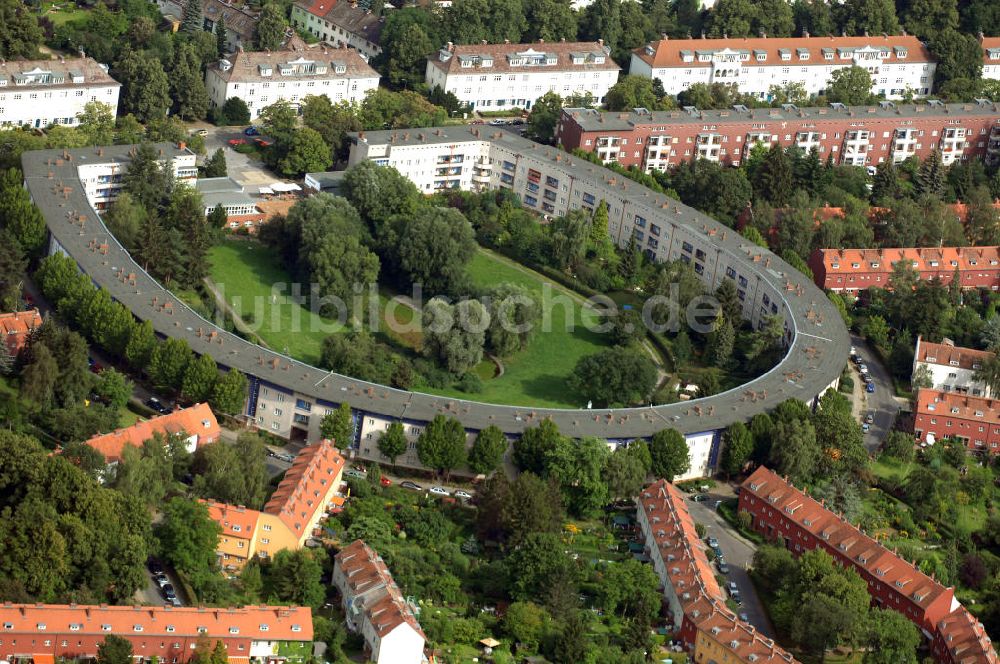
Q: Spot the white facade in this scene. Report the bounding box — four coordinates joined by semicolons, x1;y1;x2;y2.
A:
290;2;385;61
912;337;993;397
77;151;197;210
350;131;494;193
631;36;936;101
206;50;379;119
426;42;621;111
0;58;119;129
984;39;1000;82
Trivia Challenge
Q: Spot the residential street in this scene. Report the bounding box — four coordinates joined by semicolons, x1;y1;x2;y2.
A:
850;333;903;452
684;486;775;639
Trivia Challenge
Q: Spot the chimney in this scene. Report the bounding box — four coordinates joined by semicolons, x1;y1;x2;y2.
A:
597;38;603;46
178;141;186;151
803;29;809;38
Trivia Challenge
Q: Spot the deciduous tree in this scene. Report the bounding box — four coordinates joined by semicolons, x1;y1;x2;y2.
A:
568;346;657;407
468;425;506;474
320;403;355;449
377;421;407;466
648;428;690;481
254;2;287;50
416;414;467;476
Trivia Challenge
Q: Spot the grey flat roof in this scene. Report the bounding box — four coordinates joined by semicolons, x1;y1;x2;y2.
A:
561;100;1000;132
196;177;244;194
24;138;848;439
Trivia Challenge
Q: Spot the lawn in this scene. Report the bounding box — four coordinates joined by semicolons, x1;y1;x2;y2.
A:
39;1;89;26
207;239;418;366
417;248;609;408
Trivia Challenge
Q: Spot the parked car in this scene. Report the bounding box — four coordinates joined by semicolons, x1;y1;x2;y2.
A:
738;612;750;622
169;597;182;607
853;355;863;365
400;481;423;491
454;490;472;500
728;581;742;604
344;469;367;479
162;584;176;600
690;493;708;502
228;138;247;147
155;574;169;588
194;129;209;137
429;486;450;496
706;536;719;549
850;346;856;355
145;397;171;415
147;559;164;575
865;412;875;424
716;558;730;574
862;423;870;432
254;137;272;148
380;476;392;487
244;126;260;136
858;363;869;373
278;453;294;463
866;381;876;393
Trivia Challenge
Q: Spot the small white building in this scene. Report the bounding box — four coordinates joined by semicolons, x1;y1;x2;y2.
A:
630;35;936;100
290;0;386;61
425;40;621;111
206;47;379;119
913;336;993;397
333;540;425;664
0;57;119;130
983;37;1000;83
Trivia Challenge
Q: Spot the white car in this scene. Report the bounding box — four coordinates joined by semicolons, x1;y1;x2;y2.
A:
454;490;472;500
429;486;450;496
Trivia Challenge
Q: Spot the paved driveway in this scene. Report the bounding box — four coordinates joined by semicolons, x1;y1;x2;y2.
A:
199;125;281;190
685;490;774;638
850;333;902;452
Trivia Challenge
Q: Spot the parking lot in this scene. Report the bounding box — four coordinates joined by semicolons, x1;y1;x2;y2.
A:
197;124;282;190
134;560;187;607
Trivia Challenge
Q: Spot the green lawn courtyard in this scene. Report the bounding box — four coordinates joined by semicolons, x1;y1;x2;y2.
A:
38;1;89;26
206;240;610;408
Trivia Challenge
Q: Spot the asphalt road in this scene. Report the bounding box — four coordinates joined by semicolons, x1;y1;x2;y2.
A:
685;489;774;639
850;333;901;452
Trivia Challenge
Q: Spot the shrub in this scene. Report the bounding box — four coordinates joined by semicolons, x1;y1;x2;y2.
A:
458;372;483;393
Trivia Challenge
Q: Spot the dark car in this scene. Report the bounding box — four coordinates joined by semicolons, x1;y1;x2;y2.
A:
244;126;260;136
400;481;423;491
147;558;164;574
716;558;730;574
145;397;171;415
162;584;176;600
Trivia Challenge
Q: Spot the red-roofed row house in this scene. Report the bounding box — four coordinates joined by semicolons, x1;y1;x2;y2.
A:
0;603;313;664
637;480;799;663
913;388;1000;453
738;467;997;663
807;246;1000;294
332;540;425;664
202;439;346;572
84;403;221;464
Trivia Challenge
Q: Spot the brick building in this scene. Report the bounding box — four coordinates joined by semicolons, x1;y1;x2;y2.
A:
739;467;997;662
0;603;313;664
913;388;1000;452
629;35;935;100
637;480;799;662
0;309;42;357
204;439;346;572
555;101;1000;171
807;246;1000;294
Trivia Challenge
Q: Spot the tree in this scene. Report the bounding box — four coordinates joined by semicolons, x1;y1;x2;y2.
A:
125;320;157;371
21;343;58;408
720;422;753;476
104;192;146;253
468;425;506;474
965;185;1000;246
220;97;251;126
863;314;891;350
383;207;476;295
523;0;578;41
342;161;421;227
707;0;758;37
172;42;210;121
870;159;902;204
192;433;269;508
263;549;324;609
604;75;660;111
769;419;820;483
916;149;946;198
838;0;900;35
157;497;222;575
209;368;247;415
417;415;467;476
825;66;874;105
548;209;590;271
708;315;736;368
512;420;565;475
308;235;379;316
0;168;47;254
928;28;983;92
77;101;116;145
254;2;287;50
504;532;577;601
97;635;134;664
863;608;920;664
568;346;657;407
94;368;133;409
502;602;550;651
277;126;333;177
648;428;690;481
204;149;228;178
181;0;203;33
545;436;610;516
486;283;541;358
0;0;43;59
148;338;194;393
214;12;228;56
527;91;563;143
320;403;355;449
113;48;171;122
379;21;435;88
753;144;794;206
604;445;648;501
377;421;407;466
421;298;487;375
114;436;175;507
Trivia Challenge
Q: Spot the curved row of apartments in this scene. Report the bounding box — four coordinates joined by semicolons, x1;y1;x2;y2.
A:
24;132;847;481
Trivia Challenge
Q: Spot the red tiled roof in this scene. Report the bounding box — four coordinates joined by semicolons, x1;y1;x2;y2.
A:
84;403;220;463
696;603;797;663
983;37;1000;65
0;309;42;339
634;35;932;69
915;338;993;372
335;540;425;639
936;606;999;664
263;439;345;540
0;604;312;642
203;501;261;540
741;467;953;615
916;388;1000;424
813;246;1000;273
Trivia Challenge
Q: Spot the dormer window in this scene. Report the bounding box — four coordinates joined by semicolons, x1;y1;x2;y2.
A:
70;624;82;632
258;65;272;77
851;263;860;269
260;624;269;632
779;49;791;61
291;625;302;632
37;624;46;631
198;627;208;634
102;625;112;632
134;625;144;633
232;524;241;532
754;50;766;62
831;262;840;269
871;262;879;268
166;626;175;633
2;623;11;630
229;627;239;635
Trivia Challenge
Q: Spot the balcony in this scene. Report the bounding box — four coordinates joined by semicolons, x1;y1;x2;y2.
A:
596;137;620;147
435;167;462;176
436;155;464;164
